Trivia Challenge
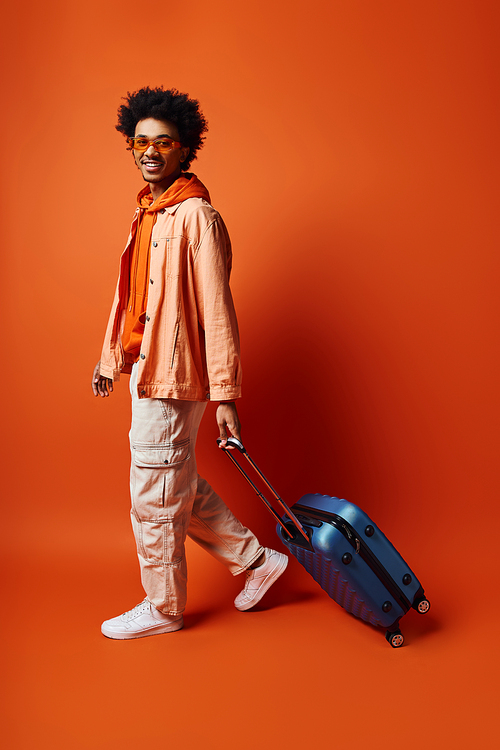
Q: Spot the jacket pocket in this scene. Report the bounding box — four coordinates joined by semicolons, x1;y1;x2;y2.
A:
170;322;179;369
132;438;190;468
165;236;189;278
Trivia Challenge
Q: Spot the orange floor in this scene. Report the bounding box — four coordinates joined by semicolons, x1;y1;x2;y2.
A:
2;467;497;749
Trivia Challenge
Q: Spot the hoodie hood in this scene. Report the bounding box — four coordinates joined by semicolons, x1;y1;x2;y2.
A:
137;173;211;213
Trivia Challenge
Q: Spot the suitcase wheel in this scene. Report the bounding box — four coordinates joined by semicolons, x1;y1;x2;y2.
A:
413;597;431;614
385;629;405;648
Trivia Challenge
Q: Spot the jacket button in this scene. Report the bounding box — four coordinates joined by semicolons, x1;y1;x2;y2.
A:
140;354;145;359
146;316;150;322
153;242;158;247
140;389;146;395
206;393;210;400
160;209;166;214
150;279;154;284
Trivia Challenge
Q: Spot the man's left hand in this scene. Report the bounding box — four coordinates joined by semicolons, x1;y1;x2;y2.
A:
216;402;241;448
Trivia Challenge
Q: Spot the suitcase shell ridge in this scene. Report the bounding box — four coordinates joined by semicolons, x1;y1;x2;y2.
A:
289;542;386;627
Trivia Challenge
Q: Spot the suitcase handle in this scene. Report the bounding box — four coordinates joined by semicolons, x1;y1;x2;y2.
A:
220;436;247;453
216;438;310;545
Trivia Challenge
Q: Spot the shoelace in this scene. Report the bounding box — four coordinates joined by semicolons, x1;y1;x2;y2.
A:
123;599;150;621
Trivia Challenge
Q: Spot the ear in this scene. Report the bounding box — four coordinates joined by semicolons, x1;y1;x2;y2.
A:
180;146;190;164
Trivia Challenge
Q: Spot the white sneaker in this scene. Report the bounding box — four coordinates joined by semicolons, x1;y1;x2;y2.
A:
234;548;288;611
101;599;184;640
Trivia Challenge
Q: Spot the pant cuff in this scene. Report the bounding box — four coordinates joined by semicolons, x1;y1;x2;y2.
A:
231;545;266;576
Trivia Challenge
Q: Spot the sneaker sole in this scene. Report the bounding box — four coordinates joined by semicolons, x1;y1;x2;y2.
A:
101;617;184;640
235;554;288;611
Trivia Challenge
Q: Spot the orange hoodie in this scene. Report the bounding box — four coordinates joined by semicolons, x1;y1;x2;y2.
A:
121;175;211;360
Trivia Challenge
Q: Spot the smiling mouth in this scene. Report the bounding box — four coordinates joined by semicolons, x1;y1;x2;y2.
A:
142;160;163;168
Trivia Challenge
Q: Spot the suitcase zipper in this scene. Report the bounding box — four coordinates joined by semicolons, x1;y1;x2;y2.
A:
292;506;412;612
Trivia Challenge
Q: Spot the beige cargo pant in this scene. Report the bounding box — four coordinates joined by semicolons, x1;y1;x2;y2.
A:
129;364;263;615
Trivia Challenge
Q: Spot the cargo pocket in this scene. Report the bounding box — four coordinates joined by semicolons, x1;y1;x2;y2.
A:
131;512;171;564
130;437;193;560
132;438;190;468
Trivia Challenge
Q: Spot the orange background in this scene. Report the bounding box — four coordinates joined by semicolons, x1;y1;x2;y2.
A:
1;1;498;748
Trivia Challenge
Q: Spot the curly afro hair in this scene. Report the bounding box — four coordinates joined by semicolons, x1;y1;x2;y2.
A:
116;86;208;171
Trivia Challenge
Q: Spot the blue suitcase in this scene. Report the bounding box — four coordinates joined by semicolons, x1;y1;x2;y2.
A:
218;438;430;647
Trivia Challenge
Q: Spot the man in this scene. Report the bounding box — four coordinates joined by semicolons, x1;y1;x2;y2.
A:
92;86;287;639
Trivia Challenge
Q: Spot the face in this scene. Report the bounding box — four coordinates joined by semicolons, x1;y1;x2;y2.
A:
132;118;190;196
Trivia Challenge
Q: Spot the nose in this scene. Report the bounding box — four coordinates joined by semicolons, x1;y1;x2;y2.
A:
144;143;161;157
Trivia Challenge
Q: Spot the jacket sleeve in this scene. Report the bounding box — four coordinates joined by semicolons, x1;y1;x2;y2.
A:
192;216;242;401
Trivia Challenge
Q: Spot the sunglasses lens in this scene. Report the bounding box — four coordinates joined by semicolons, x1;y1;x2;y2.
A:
130;138;149;151
154;139;173;153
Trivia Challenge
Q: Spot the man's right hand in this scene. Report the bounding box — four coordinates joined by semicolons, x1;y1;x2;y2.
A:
92;361;114;397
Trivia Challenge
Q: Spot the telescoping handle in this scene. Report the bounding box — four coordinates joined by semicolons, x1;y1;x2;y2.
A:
216;437;310;545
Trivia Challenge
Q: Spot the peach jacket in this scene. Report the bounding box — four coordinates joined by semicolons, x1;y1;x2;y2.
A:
99;197;242;402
